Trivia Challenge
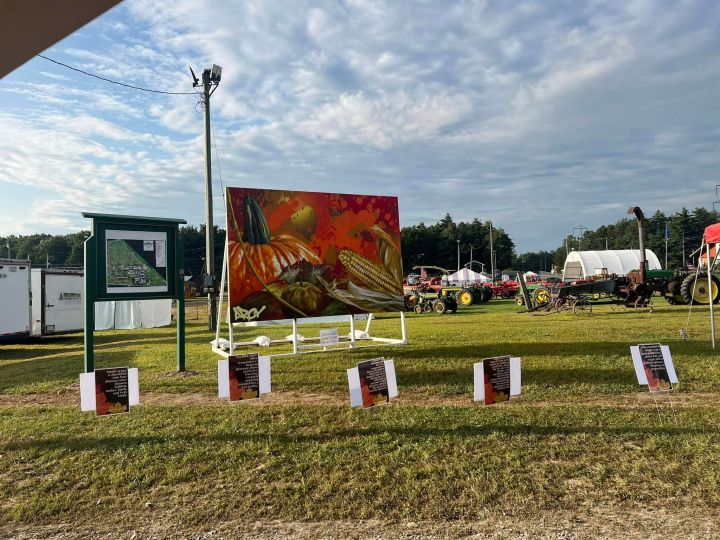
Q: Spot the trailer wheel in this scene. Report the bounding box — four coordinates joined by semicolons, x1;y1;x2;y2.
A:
680;273;720;305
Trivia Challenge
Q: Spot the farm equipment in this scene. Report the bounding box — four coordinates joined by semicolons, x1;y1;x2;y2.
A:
407;289;457;314
407;265;493;306
518;206;686;315
441;284;493;306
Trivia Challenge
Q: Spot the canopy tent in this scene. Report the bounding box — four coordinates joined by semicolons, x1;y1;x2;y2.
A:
524;271;538;279
95;300;172;331
562;249;661;280
444;268;490;285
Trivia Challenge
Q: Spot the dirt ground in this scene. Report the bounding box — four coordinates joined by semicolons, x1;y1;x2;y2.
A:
2;507;719;539
1;388;718;409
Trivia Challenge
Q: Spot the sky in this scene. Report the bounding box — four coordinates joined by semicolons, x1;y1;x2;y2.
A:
1;0;720;252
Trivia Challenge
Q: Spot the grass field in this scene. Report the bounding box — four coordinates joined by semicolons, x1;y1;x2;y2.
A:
2;300;720;538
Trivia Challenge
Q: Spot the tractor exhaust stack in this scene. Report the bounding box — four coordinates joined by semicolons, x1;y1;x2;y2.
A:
628;207;646;284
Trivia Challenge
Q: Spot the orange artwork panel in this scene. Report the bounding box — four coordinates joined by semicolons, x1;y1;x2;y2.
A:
225;187;404;322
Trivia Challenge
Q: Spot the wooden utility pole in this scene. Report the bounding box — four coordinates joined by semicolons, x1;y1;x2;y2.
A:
192;65;222;330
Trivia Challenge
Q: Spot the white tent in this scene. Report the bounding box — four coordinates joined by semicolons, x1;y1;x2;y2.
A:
562;249;661;280
445;268;490;286
524;271;538;279
95;300;172;330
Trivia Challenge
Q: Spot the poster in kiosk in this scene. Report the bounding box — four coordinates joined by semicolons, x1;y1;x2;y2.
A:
80;213;186;415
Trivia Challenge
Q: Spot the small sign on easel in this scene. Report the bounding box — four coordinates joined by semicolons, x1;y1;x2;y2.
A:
630;343;678;391
320;328;339;348
474;356;522;405
80;367;140;416
218;353;271;401
347;357;398;408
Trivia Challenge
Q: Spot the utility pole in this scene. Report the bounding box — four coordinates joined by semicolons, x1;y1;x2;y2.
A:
191;64;222;330
682;230;686;268
46;253;49;269
6;241;9;258
605;237;608;251
664;221;669;270
456;239;460;271
489;222;495;282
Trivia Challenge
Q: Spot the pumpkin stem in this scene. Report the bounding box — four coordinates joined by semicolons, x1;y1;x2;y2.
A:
243;196;271;245
228;198;309;318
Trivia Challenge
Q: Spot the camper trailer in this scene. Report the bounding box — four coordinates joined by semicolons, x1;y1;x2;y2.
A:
31;268;84;336
0;259;32;340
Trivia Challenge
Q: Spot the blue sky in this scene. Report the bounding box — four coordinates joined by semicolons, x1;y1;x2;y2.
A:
2;0;720;252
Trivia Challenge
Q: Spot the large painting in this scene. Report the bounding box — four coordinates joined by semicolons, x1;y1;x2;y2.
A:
226;187;404;322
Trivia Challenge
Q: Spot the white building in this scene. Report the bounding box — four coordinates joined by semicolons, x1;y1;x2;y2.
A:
562;249;661;280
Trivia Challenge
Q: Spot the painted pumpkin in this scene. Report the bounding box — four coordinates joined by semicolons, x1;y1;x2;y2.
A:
229;196;320;303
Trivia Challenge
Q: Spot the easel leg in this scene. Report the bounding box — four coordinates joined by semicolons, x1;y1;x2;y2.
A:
400;311;407;344
215;234;228;346
350;315;356;348
365;313;373;335
292;318;298;354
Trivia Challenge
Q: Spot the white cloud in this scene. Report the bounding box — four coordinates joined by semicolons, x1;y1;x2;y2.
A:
296;92;472;149
1;0;720;252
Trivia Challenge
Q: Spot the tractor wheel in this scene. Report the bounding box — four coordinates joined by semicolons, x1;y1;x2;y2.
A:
481;287;493;303
444;297;458;313
404;293;419;310
424;302;434;313
533;287;550;306
500;290;511;299
664;278;686;305
414;304;423;314
515;296;525;306
456;289;474;306
680;273;720;305
434;300;447;314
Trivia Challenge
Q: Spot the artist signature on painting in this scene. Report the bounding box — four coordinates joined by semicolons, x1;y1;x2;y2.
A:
233;305;267;321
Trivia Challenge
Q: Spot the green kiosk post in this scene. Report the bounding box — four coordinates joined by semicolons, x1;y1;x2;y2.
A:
82;213;187;373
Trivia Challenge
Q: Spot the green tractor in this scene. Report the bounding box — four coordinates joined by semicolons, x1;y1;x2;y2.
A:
645;269;720;305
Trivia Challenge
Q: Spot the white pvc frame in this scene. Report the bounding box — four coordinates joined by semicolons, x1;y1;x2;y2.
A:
211;234;407;358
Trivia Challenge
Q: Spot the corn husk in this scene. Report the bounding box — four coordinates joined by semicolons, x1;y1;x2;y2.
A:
317;277;405;312
369;224;403;288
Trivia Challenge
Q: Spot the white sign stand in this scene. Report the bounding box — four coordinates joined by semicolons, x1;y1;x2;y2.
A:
473;357;521;404
347;358;398;407
217;356;271;399
211;234;408;359
80;368;140;412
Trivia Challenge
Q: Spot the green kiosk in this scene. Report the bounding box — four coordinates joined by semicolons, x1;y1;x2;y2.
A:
82;213;187;373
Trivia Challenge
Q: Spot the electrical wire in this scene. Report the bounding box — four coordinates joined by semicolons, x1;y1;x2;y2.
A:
37;54;196;95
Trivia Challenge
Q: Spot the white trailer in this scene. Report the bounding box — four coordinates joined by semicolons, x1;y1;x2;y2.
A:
0;259;32;340
31;268;84;336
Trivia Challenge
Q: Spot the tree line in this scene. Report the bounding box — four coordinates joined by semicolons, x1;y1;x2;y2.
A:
1;216;516;277
5;206;715;276
516;207;720;273
400;214;515;274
